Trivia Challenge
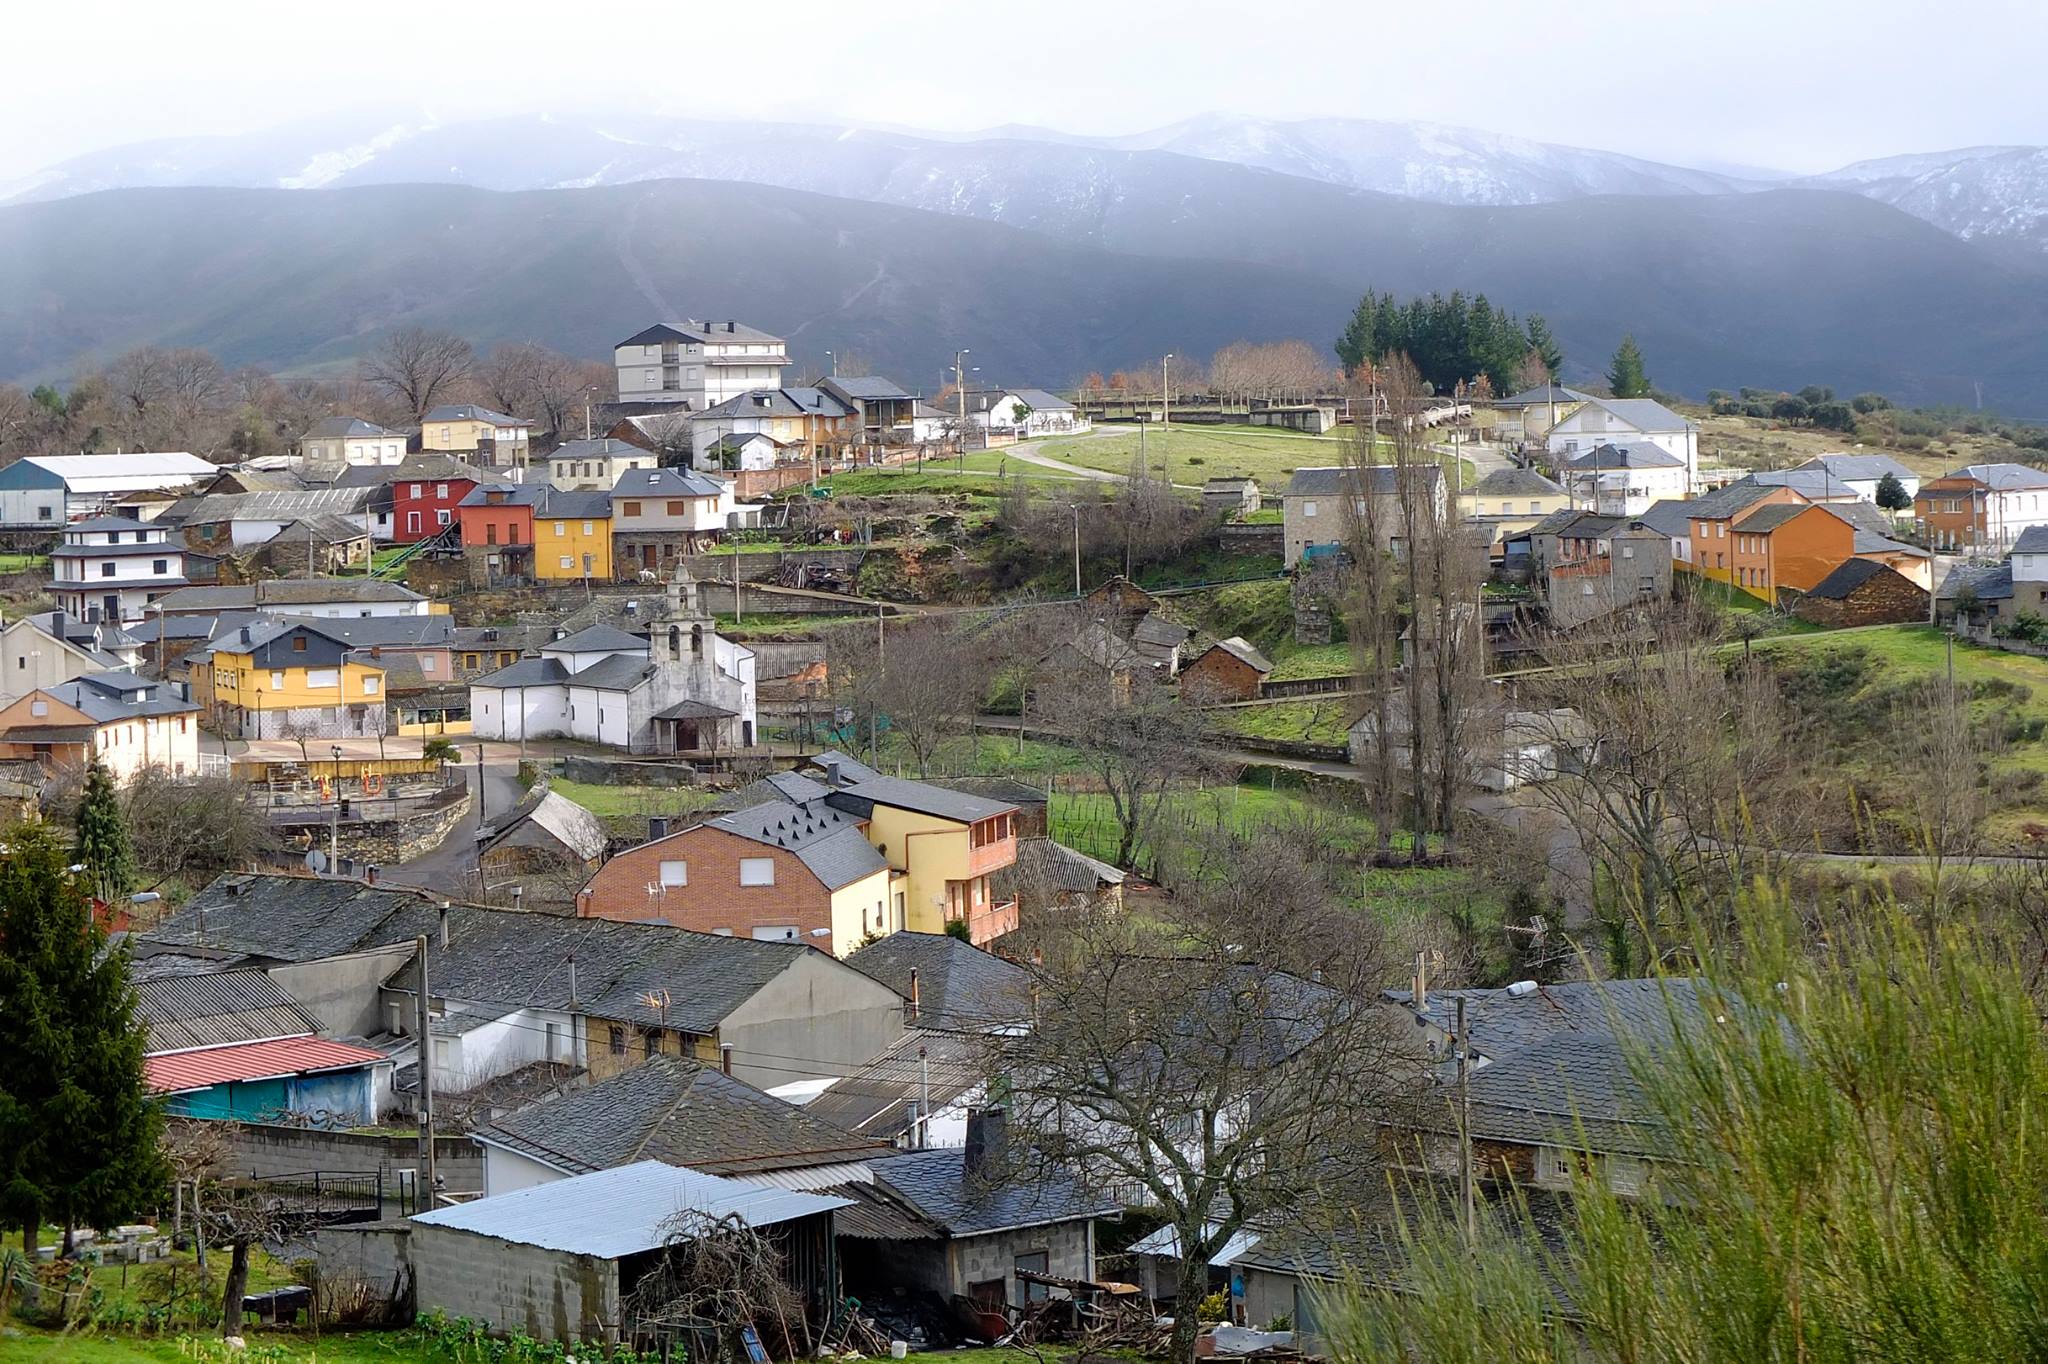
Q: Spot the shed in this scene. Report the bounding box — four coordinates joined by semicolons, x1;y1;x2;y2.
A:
1178;636;1275;703
408;1160;850;1343
1202;477;1261;520
1791;558;1930;628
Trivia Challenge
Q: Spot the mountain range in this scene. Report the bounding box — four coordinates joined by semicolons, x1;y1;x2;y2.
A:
7;110;2048;412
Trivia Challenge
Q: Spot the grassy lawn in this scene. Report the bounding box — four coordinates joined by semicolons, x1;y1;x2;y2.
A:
1264;640;1354;681
0;553;49;572
1680;574;1826;636
1749;624;2048;845
1036;425;1356;486
549;777;722;819
0;1330;450;1362
1209;699;1354;746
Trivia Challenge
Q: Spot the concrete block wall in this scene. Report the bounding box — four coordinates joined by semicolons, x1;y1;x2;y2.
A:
173;1118;483;1195
409;1223;619;1343
951;1222;1093;1306
314;1221;415;1318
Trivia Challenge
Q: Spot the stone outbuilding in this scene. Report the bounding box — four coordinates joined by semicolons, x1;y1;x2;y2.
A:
1178;636;1274;703
1790;558;1931;628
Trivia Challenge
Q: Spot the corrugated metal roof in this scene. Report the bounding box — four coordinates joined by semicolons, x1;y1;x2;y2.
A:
145;1036;386;1094
138;969;319;1051
411;1160;850;1258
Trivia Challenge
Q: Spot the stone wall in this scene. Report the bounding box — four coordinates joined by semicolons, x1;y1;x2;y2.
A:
170;1117;483;1194
410;1222;619;1343
1791;571;1930;628
558;754;699;788
344;789;471;864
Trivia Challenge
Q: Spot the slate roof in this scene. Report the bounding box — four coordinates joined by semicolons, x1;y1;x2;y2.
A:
699;388;856;420
651;699;736;720
846;932;1033;1032
423;404;527;427
1286;465;1439;497
862;1147;1116;1238
136;968;319;1052
611;467;730;499
803;751;884;785
412;1161;847;1259
1469;467;1566;497
826;775;1015;826
263;512;367;547
68;514;155;533
306;416;405;440
2017;525;2048;554
995;838;1125;904
154;580;424;611
620;320;786;348
1957;462;2048;491
1130;614;1191;649
481;789;609;863
476;1055;887;1178
537;488;613;520
174;488;371;527
1633;499;1699;538
470;657;570;687
332;455;479;488
825;376;913;401
273;614;455;649
144;875;843;1033
40;674;197;723
1686;477;1788;522
1578;397;1694;433
543;624;648;655
800;1027;985;1137
1494;384;1594;408
1793;452;1916;483
1804;558;1908;601
705;800;889;890
1205;635;1275;674
1937;561;2014;602
549;438;649;463
1563;441;1682;471
1751;468;1857;501
458;482;550;509
1006;388;1074;412
1731;502;1816;534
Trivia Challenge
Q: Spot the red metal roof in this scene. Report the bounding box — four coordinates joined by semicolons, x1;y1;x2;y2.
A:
145;1036;387;1094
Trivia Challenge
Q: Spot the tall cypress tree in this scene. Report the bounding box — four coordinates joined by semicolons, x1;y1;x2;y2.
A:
0;822;163;1252
73;759;135;905
1607;334;1651;399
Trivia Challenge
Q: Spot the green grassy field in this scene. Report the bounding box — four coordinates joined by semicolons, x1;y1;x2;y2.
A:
1682;574;1826;635
1035;424;1356;486
0;553;50;573
1208;699;1354;745
549;777;722;819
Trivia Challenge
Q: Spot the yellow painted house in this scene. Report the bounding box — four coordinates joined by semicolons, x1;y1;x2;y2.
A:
814;762;1020;945
1458;466;1572;552
420;403;533;469
194;620;389;740
533;488;613;582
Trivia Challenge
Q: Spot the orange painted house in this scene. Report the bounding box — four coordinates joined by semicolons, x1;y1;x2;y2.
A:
1685;481;1807;585
1729;502;1932;605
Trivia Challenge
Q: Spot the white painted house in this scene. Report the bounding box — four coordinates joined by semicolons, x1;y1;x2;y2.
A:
1791;453;1920;505
1547;398;1699;491
0;452;216;527
1559;442;1689;516
984;389;1090;437
49;516;187;624
614;321;792;410
300;417;408;475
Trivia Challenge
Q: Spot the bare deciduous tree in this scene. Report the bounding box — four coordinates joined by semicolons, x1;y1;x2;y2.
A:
1037;652;1211;870
998;827;1420;1364
826;615;992;778
359;328;473;425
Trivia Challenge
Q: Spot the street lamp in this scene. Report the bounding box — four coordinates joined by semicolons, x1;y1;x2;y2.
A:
582;385;600;442
826;350;837;379
1069;503;1082;596
329;744;343;871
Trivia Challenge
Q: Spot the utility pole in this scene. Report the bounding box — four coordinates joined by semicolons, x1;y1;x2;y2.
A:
954;349;972;453
329;744;342;871
1456;994;1475;1244
1070;503;1082;596
1162;353;1174;431
475;743;487;821
414;934;438;1207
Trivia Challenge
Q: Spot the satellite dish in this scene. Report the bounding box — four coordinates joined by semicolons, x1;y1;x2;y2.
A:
305;849;329;874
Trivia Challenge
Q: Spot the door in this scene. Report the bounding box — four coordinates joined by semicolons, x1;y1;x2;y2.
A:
406;510;421;535
103;594;119;621
642;544;657;571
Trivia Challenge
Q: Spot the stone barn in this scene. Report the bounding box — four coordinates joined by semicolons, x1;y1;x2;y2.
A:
1791;559;1930;628
1178;637;1274;703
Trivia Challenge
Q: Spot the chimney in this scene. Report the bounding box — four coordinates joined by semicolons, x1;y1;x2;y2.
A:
511;885;524;910
719;1043;734;1075
1413;950;1428;1012
820;756;841;788
240;625;252;644
963;1107;1007;1176
649;816;670;841
437;900;450;950
725;321;736;333
908;967;920;1023
365;864;379;886
567;953;579;1008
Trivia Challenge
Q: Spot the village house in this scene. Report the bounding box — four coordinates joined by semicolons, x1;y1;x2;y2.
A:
611;467;763;573
137;968;389;1124
531;488;613;583
1916;462;2048;550
1525;510;1673;629
420;403;533;470
1457;467;1569;545
275;613;460;695
690;387;859;467
821;376;926;447
614;319;793;410
478;788;609;901
299;417;409;477
167;487;374;551
1489;383;1591;445
454;482;545;585
1202;476;1261;520
982;388;1090;437
451;622;559;680
242;514;374;576
471;1054;889;1197
49;515;187;624
1178;636;1275;703
469;572;756;752
577;799;893;952
1544;396;1700;489
1558;442;1688;515
996;837;1126;917
336;456;479;543
0;672;199;780
1937;561;2016;626
1632;499;1699;571
400;1162;848;1345
1725;501;1930;605
1790;452;1920;504
0;451;216;527
1790;559;1931;627
192;619;388;740
2009;524;2048;616
140;875;911;1092
1679;477;1810;585
151;578;433;619
0;610;139;703
1282;465;1446;567
546;437;656;491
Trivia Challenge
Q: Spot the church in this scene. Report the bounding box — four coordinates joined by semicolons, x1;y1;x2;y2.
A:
467;566;757;753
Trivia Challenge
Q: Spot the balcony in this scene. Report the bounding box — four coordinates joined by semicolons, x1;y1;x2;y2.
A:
962;897;1019;946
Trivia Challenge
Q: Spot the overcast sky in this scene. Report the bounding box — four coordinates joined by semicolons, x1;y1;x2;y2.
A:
9;0;2043;181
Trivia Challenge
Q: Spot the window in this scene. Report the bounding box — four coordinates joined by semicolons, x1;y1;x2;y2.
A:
28;700;46;717
1015;1252;1051;1303
1301;499;1318;518
583;521;594;535
739;857;775;887
36;506;49;521
622;501;641;517
363;675;380;695
1581;583;1595;596
554;521;566;537
293;636;308;652
666;500;685;516
152;559;167;574
643;1029;662;1058
1621;544;1634;559
436;483;449;499
422;656;437;673
410;483;423;499
559;555;573;569
609;1026;626;1056
270;671;284;690
486;524;498;546
437;509;452;527
100;562;115;577
659;859;687;887
307;668;340;688
464;653;480;669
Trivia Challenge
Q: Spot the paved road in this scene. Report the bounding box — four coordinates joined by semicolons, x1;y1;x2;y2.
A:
382;745;531;896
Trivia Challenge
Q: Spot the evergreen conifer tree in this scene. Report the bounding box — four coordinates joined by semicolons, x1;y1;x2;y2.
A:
0;822;163;1253
1524;314;1565;379
1607;334;1651;398
1876;470;1913;513
73;759;135;905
